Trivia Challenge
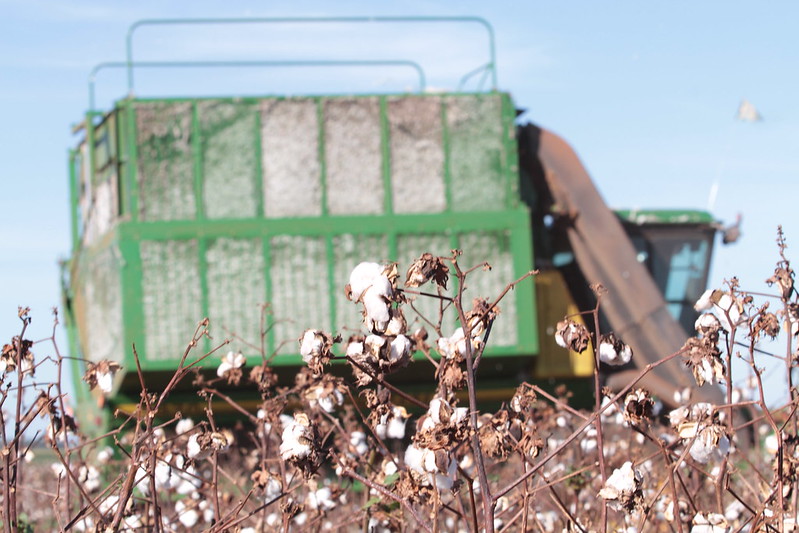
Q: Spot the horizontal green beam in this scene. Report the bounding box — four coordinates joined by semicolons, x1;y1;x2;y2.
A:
117;209;531;241
614;209;716;225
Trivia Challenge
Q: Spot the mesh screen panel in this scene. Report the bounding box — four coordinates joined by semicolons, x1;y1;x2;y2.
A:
261;99;322;218
135;102;196;221
199;101;259;219
458;231;517;346
388;97;446;213
206;237;266;354
269;235;331;353
79;245;123;364
324;98;383;215
446;95;506;211
141;240;203;361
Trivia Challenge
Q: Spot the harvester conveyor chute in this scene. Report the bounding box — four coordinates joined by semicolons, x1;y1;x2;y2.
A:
533;127;723;406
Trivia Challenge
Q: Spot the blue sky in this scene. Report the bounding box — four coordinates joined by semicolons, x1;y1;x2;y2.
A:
2;1;798;404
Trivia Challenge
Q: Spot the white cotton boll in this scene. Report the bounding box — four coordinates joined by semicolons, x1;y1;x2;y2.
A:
122;514;143;530
264;476;282;501
97;371;114;394
599;338;633;366
714;293;746;331
176;500;199;528
724;500;745;522
154;459;173;490
599;461;640;499
217;351;245;377
294;512;308;526
176;417;194;436
695;313;721;334
404;445;425;473
453;407;469;424
300;330;324;361
382;459;398;477
765;433;779;455
668;406;690;428
72;517;94;532
308;486;335;511
79;465;101;493
389;335;412;364
428;397;449;424
266;513;281;527
349;262;383;301
689;428;730;464
314;387;343;413
346;341;364;357
350;431;369;456
99;494;121;515
96;446;114;464
387;414;407;440
187;434;202;459
280;416;313;460
363;291;390;331
437;337;455;359
385;314;405;336
691;512;729;533
371;274;393;299
364;335;385;356
175;463;201;495
694;290;714;312
422;448;439;473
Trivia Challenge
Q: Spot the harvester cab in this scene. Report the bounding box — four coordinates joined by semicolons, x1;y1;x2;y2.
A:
64;17;727;431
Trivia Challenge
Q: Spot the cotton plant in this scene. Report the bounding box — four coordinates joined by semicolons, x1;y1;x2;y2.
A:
599;461;643;512
669;402;730;464
82;359;121;395
694;288;748;333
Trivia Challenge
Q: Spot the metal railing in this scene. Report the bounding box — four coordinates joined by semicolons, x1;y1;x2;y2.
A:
88;59;427;111
124;16;497;95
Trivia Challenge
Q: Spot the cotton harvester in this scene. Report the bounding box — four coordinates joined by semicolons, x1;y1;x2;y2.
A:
64;17;728;431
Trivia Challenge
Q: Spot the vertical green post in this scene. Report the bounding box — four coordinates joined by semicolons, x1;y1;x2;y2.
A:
253;107;265;218
191;102;205;221
68;149;80;253
119;234;145;371
123;100;140;221
316;98;329;217
262;235;274;357
440;97;453;212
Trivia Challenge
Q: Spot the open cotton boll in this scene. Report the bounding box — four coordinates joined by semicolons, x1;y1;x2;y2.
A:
300;330;325;360
598;333;633;366
363;291;391;331
388;335;412;365
348;262;383;301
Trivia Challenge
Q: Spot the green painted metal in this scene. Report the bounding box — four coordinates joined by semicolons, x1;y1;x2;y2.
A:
614;209;716;225
68;92;537;401
68;150;80;253
124;16;495;94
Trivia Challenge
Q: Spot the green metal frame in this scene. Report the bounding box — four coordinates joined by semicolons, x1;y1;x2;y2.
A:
615;209;716;226
68;91;538;388
114;209;536;371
